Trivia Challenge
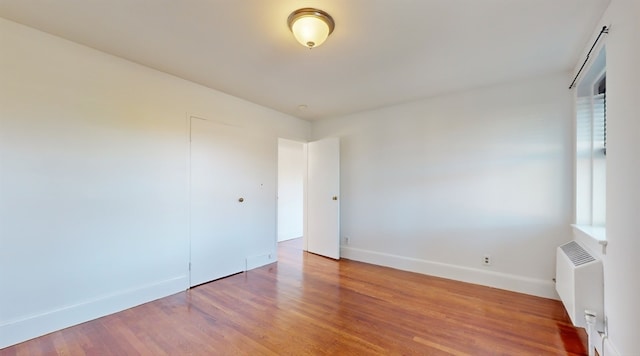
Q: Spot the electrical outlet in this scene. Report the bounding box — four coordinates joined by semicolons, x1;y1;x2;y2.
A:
482;255;492;266
344;237;350;245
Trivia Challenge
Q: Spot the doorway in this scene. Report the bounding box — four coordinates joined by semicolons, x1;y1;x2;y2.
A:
277;137;340;260
277;139;305;243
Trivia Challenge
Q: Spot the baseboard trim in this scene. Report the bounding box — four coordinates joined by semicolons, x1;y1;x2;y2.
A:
341;246;557;299
0;275;188;349
246;252;277;270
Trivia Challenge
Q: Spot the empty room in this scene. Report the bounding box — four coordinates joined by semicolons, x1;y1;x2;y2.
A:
1;1;638;355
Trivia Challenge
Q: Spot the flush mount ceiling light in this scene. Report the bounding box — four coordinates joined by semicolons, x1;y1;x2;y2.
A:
287;8;335;49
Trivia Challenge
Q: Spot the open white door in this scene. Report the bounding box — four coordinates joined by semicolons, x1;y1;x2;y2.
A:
307;137;340;259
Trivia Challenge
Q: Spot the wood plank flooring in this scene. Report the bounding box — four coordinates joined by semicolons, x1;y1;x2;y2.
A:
2;238;587;355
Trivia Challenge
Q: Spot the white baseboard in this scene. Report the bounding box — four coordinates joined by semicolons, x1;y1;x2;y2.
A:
341;246;558;299
0;275;188;349
246;252;277;270
277;235;303;243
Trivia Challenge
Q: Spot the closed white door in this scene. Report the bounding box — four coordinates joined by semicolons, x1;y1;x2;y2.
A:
307;137;340;259
190;117;274;286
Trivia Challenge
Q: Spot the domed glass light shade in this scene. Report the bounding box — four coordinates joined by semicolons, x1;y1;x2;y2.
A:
287;8;335;49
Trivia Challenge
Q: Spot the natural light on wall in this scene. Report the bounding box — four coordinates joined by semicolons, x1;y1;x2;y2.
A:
575;47;606;228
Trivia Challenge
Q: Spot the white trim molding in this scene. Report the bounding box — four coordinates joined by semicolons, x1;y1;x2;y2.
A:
341;246;558;299
0;276;188;349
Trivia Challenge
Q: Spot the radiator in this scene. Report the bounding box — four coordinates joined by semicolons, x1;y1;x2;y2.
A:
555;241;604;331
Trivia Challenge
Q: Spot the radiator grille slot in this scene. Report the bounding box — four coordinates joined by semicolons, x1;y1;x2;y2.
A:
560;241;595;266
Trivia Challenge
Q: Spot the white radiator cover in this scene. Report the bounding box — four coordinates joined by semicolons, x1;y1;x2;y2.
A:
555;241;604;331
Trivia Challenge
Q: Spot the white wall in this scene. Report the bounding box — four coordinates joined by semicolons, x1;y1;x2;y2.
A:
580;1;640;355
313;73;573;298
4;4;637;351
0;17;310;348
277;139;304;242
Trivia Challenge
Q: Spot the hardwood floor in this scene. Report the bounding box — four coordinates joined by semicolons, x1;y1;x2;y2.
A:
2;238;587;355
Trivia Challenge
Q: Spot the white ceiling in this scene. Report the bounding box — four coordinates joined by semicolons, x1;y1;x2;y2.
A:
0;0;610;121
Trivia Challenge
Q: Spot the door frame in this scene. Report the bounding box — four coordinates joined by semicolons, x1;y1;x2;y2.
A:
276;137;340;259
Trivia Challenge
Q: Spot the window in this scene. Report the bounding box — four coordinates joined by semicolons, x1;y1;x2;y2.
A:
575;47;606;229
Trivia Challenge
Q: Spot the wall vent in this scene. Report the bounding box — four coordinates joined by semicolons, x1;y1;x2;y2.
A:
560;241;596;266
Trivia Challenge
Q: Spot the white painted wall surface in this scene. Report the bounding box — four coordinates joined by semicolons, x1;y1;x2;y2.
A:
0;18;310;348
277;139;304;242
312;74;573;298
581;1;640;355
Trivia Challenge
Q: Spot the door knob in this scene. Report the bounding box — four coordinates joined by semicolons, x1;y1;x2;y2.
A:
332;196;338;201
238;197;244;202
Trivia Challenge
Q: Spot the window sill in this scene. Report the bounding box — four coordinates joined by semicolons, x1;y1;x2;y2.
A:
571;224;607;255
